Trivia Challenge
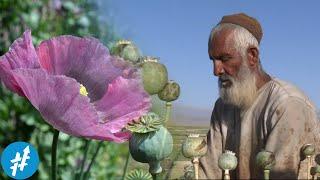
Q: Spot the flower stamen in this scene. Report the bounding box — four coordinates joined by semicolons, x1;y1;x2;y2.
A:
79;84;88;96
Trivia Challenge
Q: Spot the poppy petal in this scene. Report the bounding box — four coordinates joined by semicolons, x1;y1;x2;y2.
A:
94;76;151;133
0;30;40;95
36;36;134;101
11;68;131;142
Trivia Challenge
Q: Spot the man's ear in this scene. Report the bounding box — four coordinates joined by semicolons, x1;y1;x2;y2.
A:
246;46;259;67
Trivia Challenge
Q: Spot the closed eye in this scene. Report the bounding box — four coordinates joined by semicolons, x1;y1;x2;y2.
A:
220;56;231;61
210;54;232;62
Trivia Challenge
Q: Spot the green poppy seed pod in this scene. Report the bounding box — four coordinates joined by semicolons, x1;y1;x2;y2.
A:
140;56;168;95
218;150;238;170
120;44;140;63
126;112;162;133
182;134;207;158
129;120;173;176
315;165;320;173
255;150;275;170
129;126;173;163
158;80;180;102
126;169;152;180
110;40;141;64
302;144;315;157
110;40;129;56
314;164;320;173
311;164;320;176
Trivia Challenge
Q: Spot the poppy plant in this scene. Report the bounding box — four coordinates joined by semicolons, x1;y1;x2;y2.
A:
0;30;151;143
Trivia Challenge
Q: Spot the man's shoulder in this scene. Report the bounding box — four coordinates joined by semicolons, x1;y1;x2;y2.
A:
266;78;315;109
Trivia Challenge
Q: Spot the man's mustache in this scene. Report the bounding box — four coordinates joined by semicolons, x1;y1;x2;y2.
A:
219;75;233;83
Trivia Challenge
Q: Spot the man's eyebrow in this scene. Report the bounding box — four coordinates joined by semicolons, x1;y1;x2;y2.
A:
219;53;232;57
211;53;232;60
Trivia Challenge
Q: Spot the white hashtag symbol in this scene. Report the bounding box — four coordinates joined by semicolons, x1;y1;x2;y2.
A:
10;146;30;177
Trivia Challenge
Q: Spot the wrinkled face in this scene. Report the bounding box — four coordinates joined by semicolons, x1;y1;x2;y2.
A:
209;28;243;87
209;28;257;108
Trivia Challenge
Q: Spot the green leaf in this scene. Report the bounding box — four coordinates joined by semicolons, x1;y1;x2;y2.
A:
20;113;36;126
29;10;40;28
78;15;90;27
0;99;9;119
62;1;76;11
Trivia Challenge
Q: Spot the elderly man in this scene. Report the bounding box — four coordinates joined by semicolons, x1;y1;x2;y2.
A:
199;13;320;179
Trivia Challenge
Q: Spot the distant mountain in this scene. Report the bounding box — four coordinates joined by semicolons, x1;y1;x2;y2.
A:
169;104;211;127
150;95;212;127
169;106;320;127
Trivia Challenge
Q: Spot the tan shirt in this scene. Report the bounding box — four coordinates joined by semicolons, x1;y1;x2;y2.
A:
199;78;320;179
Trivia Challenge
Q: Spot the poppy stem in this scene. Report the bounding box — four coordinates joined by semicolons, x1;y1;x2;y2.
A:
83;141;104;180
51;129;60;180
79;139;91;180
122;151;131;180
164;102;172;126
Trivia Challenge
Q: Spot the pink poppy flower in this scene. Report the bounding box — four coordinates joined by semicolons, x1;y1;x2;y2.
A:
0;30;151;143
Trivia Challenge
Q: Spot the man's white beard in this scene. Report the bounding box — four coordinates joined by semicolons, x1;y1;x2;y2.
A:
218;61;258;109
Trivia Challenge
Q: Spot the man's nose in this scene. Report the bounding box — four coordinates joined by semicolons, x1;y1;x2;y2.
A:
213;60;224;76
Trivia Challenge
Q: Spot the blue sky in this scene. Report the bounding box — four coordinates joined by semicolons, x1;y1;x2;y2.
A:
98;1;320;109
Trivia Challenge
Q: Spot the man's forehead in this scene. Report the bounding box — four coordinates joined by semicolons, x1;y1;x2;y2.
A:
209;29;235;57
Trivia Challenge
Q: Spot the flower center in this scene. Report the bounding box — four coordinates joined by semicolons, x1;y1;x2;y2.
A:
79;84;88;96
